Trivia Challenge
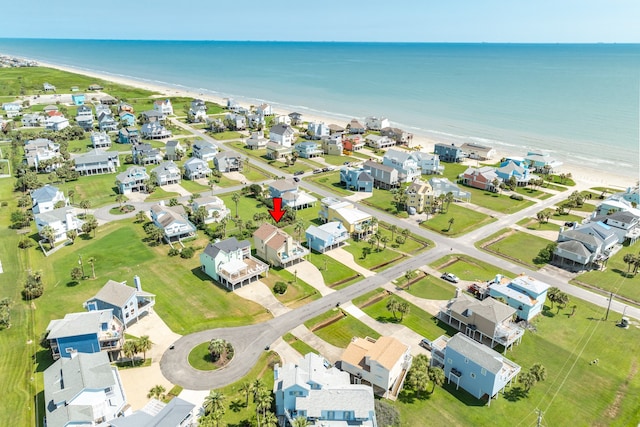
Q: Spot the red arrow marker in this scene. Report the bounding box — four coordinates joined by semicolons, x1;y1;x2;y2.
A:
269;197;286;222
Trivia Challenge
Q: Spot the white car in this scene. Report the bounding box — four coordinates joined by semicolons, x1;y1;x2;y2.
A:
441;272;460;283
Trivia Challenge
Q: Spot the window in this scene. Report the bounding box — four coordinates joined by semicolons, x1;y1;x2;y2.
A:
470;372;476;379
481;368;487;376
327;411;335;420
464;358;469;364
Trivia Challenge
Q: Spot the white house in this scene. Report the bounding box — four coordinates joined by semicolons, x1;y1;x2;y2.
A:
153;99;174;115
191;195;230;223
365;116;390;131
35;207;83;243
45;116;70;131
269;124;295;147
32;184;68;214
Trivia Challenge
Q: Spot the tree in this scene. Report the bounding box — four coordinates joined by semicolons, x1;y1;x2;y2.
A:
203;390;226;416
146;224;165;244
41;225;56;249
66;229;78;243
169;197;179;207
292;416;309;427
137;335;152;361
87;256;96;279
208;177;219;195
255;387;273;422
209;338;226;362
79;199;91;216
389;224;398;243
624;253;636;273
115;194;126;208
147;384;166;399
194;206;208;226
406;362;429;397
428;366;445;393
529;363;547;382
22;273;44;300
398;301;410;321
136;210;147;223
239;381;252;406
70;267;83;282
386;298;399;320
122;340;138;367
251;379;265;402
294;219;305;242
536;212;546;228
232;192;241;218
446;217;455;232
374;400;401;427
68;189;75;204
547;287;560;309
380;236;390;250
519;371;537;392
83;215;99;237
444;192;454;213
362;246;372;259
555;291;569;313
264;411;279;427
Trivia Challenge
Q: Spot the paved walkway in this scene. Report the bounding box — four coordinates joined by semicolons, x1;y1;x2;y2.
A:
325;247;375;277
289;324;344;363
234;281;290;317
270;337;303;365
287;260;334;296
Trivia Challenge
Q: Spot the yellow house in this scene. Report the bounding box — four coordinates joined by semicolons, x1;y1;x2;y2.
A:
253;223;308;268
318;197;376;239
405;179;434;213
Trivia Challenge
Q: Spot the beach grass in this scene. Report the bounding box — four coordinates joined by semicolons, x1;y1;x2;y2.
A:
420;203;496;236
477;229;554;269
430;254;514;282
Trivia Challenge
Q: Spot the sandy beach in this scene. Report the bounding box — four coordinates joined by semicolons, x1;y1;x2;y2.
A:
29;59;635;190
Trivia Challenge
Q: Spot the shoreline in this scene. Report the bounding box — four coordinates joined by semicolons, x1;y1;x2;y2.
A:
13;57;636;189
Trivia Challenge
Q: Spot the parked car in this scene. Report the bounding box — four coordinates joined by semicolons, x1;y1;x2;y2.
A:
293;170;304;176
419;338;432;351
312;169;322;174
322;167;333;172
441;272;459;283
343;161;351;166
564;221;576;227
293;177;300;182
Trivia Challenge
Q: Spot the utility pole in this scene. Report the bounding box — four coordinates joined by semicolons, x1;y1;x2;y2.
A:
536;409;544;427
604;292;613;321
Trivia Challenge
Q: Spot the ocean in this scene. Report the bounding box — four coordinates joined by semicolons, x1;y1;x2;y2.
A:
0;39;639;177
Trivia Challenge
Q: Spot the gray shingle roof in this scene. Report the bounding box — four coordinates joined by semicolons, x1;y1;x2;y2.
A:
90;280;136;307
32;184;61;203
446;333;514;374
202;237;250;259
46;310;112;339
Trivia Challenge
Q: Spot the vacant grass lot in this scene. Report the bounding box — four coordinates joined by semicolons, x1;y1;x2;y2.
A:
513;186;552;200
479;229;554;269
430;254;514;282
405;275;457;300
421;203;496;236
260;268;321;308
305;310;380;348
283;333;319;356
306;252;360;288
305;171;353;196
516;217;561;232
460;185;535;214
342;240;405;271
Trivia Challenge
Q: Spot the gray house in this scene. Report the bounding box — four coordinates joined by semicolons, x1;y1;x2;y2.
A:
165;140;184;161
152;161;181;186
74;149;120;175
363;160;400;189
192;139;218;162
215;151;243;172
132;143;163;165
183;157;212;180
553;222;621;271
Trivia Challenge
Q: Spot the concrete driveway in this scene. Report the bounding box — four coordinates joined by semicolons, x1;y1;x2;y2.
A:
325;247;375;277
287;260;334;296
234;281;290;317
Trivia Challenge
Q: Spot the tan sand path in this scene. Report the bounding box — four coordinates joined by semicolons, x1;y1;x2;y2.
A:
324;247;375;277
286;260;334;296
233;280;290;317
289;324;344;363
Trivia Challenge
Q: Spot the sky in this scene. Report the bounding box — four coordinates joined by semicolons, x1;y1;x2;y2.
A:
2;0;639;43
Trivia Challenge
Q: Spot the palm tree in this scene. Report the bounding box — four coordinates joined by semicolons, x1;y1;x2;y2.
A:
389;224;397;242
624;253;635;273
386;298;399;320
136;210;147;223
446;217;455;232
67;189;75;205
519;371;537;392
362;246;372;259
536;212;546;228
255;387;273;421
137;335;152;361
251;379;265;402
263;411;279;427
208;177;218;195
444;192;454;213
41;225;56;249
428;366;445;394
79;199;91;216
556;291;569;313
380;236;390;250
203;390;226;416
294;219;305;242
219;217;228;238
115;194;126;208
529;363;547;382
373;231;382;251
66;229;78;243
122;340;138;367
398;301;410;321
239;381;252;406
547;287;560;309
147;384;166;399
292;416;309;427
232;192;241;218
148;225;164;244
87;256;96;279
209;338;226;361
408;365;429;397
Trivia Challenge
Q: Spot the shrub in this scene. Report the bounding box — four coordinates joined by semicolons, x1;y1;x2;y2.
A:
180;247;195;259
22;273;44;300
375;400;401;427
18;237;34;249
0;298;11;330
0;201;8;207
273;281;288;294
510;194;524;201
168;248;180;257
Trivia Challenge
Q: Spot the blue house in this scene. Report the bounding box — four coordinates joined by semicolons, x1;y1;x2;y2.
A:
339;167;373;192
119;111;136;127
431;333;521;406
495;160;533;186
268;179;298;199
294;141;323;158
488;274;550;321
305;221;349;253
84;277;155;327
45;310;124;361
71;93;85;106
434;143;466;163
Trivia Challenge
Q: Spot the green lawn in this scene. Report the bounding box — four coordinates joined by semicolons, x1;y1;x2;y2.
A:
56;169;124;208
240;164;271;182
356;293;454;340
145;187;181;202
187;342;217;371
361;188;403;215
259;268;321;308
341;240;405;271
513;186;552;200
305;310;381;348
460;185;535;214
538;208;585;224
305;171;353;196
440;162;468;181
430;254;514;282
209;131;244;140
178;179;209;195
283;333;319;356
420;203;496;236
516;217;561;232
405;275;457;300
306;252;360;288
394;298;640;427
477;229;554;269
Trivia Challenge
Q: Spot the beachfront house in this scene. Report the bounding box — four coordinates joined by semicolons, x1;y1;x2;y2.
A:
273;353;377;427
365;116;390;131
44;352;127;427
246;131;269;150
107;397;195;427
192;139;219;162
295;141;323;158
553;221;621;271
340;336;412;398
253;223;309;268
461;166;502;192
191;195;230;223
35;207;83;244
165;140;184;161
318;197;376;239
288;112;303;125
365;134;395;149
343;134;365;151
430;333;521;406
31;184;68;214
307;121;330;139
101;95;118;105
183;157;212;180
141;110;165;123
2;102;22;118
150;203;196;243
429;177;471;202
405;179;434;214
118;127;140;144
270;124;296;147
88;83;104;91
43;82;56;92
132;142;163;165
200;237;269;290
188;98;208;122
438;293;524;351
488;274;550;321
524;151;563;173
45;309;124;361
21;113;45;127
460;142;496;160
495;160;534;186
116;166;149;194
275;115;292;125
84;277;155;327
256;103;273;116
214;151;243;172
74;149;120;176
411;151;444;175
363;160;400;189
153;99;174;115
434;143;466;163
141;121;172;139
90;131;111;149
381;127;414;146
305;221;349;253
340;166;374;193
382;148;422;183
152;161;181;186
45;116;70;132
